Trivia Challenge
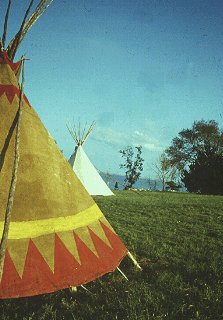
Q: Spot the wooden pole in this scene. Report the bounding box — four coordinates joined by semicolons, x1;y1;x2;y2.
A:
117;266;129;281
2;0;12;49
8;0;34;60
0;58;25;279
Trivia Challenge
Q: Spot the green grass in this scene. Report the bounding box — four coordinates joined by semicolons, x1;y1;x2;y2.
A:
0;191;223;319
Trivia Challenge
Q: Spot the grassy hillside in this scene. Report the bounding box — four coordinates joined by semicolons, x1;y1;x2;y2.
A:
0;191;223;319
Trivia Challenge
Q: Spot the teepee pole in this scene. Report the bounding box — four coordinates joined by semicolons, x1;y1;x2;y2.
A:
117;267;129;280
127;251;142;270
2;0;12;49
81;121;96;145
0;58;25;279
6;0;53;60
8;0;34;61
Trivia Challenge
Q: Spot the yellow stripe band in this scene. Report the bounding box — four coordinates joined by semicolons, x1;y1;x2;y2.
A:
0;204;103;240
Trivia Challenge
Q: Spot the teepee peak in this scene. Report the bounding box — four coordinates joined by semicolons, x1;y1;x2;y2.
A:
1;0;53;61
67;121;96;147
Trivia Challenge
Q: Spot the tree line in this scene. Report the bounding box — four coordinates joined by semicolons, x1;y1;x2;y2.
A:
119;120;223;195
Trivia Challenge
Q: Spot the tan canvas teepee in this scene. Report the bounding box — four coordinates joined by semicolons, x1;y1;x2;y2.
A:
0;1;129;299
68;122;114;196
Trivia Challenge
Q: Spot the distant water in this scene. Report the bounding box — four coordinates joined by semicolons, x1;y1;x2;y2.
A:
100;172;163;191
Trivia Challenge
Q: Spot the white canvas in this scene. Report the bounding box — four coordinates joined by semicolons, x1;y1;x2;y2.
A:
69;146;114;196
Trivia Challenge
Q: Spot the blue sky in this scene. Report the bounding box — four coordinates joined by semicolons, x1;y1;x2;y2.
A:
1;0;223;178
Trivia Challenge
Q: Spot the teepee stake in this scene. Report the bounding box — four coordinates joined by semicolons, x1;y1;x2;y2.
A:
117;267;129;281
81;285;94;294
127;251;142;270
0;58;25;279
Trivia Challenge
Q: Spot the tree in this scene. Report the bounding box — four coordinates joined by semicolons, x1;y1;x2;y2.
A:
165;120;223;194
165;180;181;192
153;153;175;191
182;151;223;194
165;120;223;171
120;146;144;189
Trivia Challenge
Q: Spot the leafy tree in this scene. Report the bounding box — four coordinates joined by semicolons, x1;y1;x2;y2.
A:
120;146;144;189
166;120;223;171
153;153;175;191
165;120;223;194
182;151;223;194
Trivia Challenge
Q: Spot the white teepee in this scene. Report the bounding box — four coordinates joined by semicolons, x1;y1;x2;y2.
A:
68;122;114;196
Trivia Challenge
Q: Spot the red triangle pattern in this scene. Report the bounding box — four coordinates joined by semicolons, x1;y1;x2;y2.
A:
0;250;23;298
99;220;128;258
0;225;127;298
0;51;21;71
54;234;81;287
0;84;30;107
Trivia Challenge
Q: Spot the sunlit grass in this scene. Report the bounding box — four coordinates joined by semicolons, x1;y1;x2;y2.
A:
0;191;223;319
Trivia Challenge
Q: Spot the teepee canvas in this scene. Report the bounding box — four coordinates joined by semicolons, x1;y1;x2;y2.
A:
0;1;128;299
68;123;114;196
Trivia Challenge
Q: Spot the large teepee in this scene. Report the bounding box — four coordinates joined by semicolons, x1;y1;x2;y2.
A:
0;1;129;299
68;122;114;196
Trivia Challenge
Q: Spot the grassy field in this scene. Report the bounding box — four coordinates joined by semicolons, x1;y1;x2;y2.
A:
0;191;223;319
